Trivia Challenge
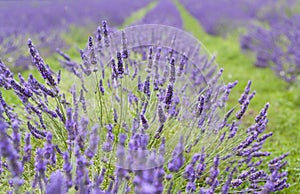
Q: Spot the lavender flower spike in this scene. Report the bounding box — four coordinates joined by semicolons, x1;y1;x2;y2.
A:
33;149;47;191
168;136;185;172
46;170;66;194
85;124;100;159
238;80;252;105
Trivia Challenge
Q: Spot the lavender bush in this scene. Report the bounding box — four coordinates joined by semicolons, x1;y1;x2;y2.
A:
241;14;300;83
0;22;289;193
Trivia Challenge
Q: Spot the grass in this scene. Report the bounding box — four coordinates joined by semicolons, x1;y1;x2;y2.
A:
1;0;299;193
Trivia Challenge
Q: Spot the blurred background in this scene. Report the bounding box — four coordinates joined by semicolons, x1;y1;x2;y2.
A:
1;0;299;83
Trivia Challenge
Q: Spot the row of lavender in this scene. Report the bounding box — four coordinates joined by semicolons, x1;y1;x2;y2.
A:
179;0;300;83
179;0;296;36
241;14;300;83
0;21;289;193
0;0;152;71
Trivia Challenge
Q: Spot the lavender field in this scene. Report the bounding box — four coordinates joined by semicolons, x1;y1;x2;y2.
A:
0;0;299;193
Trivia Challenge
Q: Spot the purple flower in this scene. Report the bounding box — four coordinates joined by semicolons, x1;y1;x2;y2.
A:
99;79;105;95
28;39;57;87
102;125;114;153
117;52;124;75
88;36;97;65
27;121;46;139
165;84;173;109
44;132;56;165
168;136;185;172
22;133;32;164
157;104;167;124
33;149;47;191
231;179;243;188
46;171;66;194
0;119;23;182
143;76;151;98
63;152;72;190
140;114;149;130
85;124;99;159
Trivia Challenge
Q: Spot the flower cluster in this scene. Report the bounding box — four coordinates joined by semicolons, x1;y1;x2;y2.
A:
0;22;289;193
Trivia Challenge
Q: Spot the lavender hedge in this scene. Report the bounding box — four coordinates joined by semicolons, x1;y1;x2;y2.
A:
0;0;151;70
0;22;289;193
178;0;296;36
0;0;151;39
241;14;300;83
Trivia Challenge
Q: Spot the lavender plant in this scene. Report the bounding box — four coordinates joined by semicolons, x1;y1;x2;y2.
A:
0;22;289;193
